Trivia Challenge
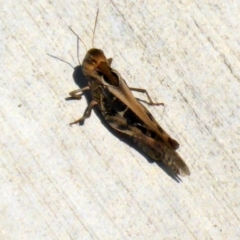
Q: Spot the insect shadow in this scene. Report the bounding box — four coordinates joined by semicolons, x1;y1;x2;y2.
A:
61;62;182;183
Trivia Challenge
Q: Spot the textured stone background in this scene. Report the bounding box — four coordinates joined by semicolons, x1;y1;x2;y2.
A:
1;0;239;239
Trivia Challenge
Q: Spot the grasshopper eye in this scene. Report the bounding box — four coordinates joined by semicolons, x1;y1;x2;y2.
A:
90;56;97;64
86;56;97;65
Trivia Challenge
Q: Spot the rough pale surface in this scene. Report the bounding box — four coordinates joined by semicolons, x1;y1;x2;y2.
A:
1;0;239;239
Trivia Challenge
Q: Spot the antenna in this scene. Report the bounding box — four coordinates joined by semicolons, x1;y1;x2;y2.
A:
47;53;74;69
68;26;87;65
92;9;99;47
68;9;100;64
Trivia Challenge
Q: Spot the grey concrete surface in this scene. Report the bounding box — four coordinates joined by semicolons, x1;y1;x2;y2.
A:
0;0;239;239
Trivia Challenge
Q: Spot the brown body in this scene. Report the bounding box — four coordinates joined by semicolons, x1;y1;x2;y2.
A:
69;48;190;176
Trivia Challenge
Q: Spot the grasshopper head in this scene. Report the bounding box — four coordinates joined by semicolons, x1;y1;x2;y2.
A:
82;48;107;75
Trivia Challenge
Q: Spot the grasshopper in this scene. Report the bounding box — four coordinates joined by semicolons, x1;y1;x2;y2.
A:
65;11;190;176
